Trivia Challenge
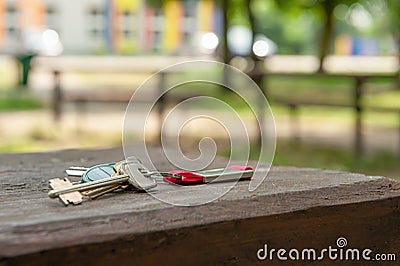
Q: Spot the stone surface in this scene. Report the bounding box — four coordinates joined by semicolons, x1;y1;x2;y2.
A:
0;146;399;265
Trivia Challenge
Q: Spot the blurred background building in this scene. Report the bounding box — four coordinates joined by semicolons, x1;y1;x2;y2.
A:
0;0;223;55
1;0;397;58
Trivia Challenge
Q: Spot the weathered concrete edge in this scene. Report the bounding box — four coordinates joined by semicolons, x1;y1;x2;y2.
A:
1;177;399;259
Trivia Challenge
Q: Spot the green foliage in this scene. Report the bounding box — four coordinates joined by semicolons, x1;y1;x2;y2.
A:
250;0;396;55
250;0;319;54
228;0;251;26
385;0;400;37
146;0;398;55
146;0;163;8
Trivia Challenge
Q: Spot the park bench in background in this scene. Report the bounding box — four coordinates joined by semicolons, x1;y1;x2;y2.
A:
0;146;399;264
31;55;400;155
244;56;400;156
31;56;213;142
262;71;400;156
32;55;211;120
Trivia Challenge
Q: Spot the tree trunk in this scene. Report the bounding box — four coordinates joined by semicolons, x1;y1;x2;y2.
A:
222;0;230;64
246;0;257;62
318;1;334;72
396;5;400;89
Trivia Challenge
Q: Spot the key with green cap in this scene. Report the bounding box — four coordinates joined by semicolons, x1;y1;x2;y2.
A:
65;163;116;182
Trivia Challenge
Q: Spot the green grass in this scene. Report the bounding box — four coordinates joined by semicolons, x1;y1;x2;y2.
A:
220;139;400;180
364;90;400;109
271;104;400;128
219;138;400;180
0;128;124;153
272;140;400;180
0;141;49;153
266;75;398;105
0;91;43;111
263;75;399;179
165;75;400;128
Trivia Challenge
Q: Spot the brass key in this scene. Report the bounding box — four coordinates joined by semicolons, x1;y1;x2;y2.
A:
49;178;83;205
82;167;130;199
84;183;129;199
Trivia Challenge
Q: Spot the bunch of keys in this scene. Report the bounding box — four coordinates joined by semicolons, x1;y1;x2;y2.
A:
48;156;253;206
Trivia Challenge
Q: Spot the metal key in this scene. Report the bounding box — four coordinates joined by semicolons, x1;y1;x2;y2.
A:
67;162;130;199
49;177;83;205
84;182;129;199
65;166;89;177
48;157;157;200
60;158;166;202
48;174;129;198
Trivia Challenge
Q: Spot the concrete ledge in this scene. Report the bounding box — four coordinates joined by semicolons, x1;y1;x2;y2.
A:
0;147;399;265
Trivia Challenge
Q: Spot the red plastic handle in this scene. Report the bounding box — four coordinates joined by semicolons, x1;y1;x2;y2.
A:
163;170;204;185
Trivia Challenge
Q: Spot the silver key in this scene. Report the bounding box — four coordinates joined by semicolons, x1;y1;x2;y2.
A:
48;157;157;201
65;166;89;177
